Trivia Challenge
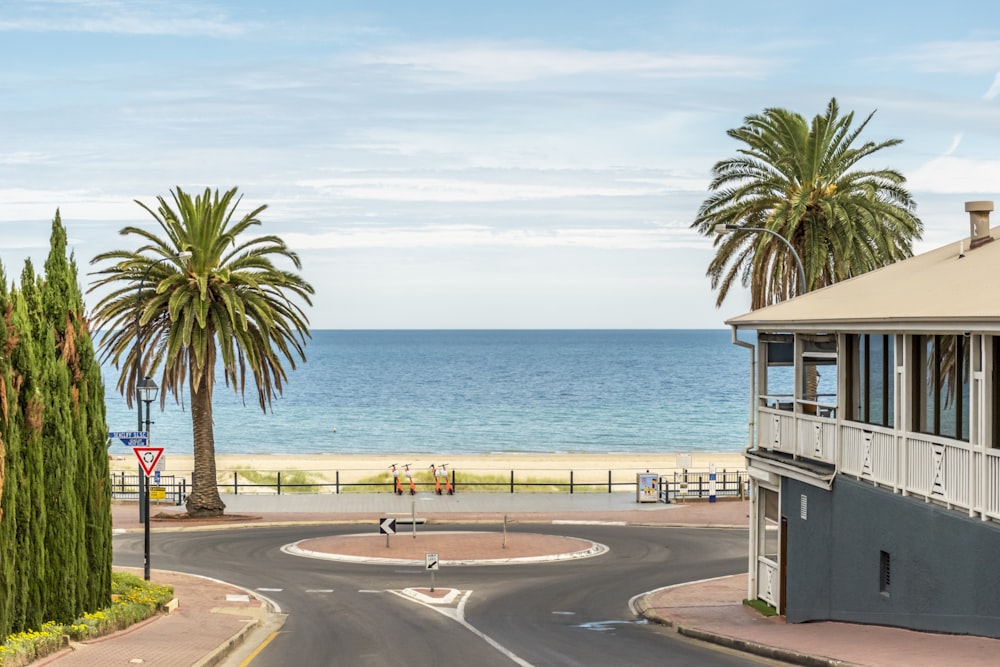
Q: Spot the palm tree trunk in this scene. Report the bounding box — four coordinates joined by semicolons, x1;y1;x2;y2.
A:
185;363;226;517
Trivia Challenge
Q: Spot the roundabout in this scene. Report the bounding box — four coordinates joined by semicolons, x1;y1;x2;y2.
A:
284;530;609;565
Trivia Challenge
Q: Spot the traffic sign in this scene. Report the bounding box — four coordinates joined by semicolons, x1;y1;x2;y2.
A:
425;553;439;571
109;431;148;447
134;447;165;477
379;517;396;535
149;487;166;500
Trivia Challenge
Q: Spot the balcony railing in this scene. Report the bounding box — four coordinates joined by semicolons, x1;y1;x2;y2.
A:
755;406;1000;521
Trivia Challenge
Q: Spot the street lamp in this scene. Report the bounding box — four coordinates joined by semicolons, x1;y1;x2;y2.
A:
134;251;191;525
137;376;157;581
717;224;807;296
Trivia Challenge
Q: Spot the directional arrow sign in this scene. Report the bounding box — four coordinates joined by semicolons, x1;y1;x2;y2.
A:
379;517;396;535
109;431;148;447
425;553;439;571
133;447;165;477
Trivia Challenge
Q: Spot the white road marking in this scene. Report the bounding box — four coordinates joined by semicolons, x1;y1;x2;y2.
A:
551;520;627;526
391;590;535;667
257;588;283;592
306;589;334;593
358;589;382;593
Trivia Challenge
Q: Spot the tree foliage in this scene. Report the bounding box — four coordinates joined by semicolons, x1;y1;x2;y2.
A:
692;98;923;309
89;187;313;517
0;213;111;638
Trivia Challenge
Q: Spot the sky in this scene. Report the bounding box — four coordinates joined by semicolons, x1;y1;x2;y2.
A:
3;1;1000;329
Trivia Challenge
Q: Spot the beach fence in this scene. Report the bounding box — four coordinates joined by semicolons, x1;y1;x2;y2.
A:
111;465;748;503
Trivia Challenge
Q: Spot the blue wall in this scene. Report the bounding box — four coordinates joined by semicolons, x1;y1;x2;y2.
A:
782;475;1000;637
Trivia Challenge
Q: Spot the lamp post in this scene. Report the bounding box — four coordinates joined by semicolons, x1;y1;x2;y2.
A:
134;251;191;523
718;224;807;296
137;376;157;581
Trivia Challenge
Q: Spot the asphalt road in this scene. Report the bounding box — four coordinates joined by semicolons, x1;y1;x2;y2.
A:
114;523;776;666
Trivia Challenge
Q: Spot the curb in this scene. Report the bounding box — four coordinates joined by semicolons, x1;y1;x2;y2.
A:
630;591;863;667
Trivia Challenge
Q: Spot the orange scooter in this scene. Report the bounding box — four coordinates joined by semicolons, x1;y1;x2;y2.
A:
440;463;454;495
430;464;443;495
403;463;416;495
389;463;403;495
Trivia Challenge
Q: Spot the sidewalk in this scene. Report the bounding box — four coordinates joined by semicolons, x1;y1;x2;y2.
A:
34;495;1000;666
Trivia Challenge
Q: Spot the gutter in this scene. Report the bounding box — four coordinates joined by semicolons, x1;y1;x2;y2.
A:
730;325;755;453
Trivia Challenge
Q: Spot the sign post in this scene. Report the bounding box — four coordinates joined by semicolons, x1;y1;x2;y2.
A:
379;517;396;548
134;446;164;581
425;552;439;592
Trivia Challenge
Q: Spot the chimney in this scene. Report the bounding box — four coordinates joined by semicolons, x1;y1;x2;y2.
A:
965;200;994;249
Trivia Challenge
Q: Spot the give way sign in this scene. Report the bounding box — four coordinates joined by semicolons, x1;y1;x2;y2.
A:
133;447;164;477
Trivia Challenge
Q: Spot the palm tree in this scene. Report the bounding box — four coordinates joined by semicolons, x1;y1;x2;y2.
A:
89;187;314;517
693;98;923;309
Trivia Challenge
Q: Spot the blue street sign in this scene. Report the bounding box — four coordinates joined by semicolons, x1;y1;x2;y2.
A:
109;431;148;447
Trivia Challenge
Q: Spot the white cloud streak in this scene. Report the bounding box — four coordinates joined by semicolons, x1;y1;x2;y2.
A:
353;42;770;84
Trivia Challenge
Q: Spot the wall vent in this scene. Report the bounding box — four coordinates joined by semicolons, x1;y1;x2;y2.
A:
880;550;891;596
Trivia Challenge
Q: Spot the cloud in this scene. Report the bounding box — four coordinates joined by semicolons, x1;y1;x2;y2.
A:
906;156;1000;194
896;40;1000;75
281;224;704;251
985;72;1000;100
295;175;669;203
0;0;250;37
353;42;771;85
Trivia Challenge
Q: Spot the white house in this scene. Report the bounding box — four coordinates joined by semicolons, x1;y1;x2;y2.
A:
729;201;1000;637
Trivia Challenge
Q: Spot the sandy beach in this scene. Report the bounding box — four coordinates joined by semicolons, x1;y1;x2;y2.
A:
110;451;746;486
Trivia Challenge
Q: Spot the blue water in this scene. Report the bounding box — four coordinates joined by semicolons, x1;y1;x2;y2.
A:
104;330;752;456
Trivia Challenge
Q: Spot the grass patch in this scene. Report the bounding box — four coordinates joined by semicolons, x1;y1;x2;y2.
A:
0;572;173;666
341;471;610;493
219;466;323;493
743;598;778;617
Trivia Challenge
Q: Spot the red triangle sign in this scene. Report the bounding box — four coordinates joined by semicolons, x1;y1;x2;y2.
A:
134;447;164;477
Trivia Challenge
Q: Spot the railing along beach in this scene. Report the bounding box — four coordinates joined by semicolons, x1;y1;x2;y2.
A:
109;464;748;504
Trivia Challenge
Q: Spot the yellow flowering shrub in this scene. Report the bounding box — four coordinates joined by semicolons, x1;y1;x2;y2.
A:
0;572;174;665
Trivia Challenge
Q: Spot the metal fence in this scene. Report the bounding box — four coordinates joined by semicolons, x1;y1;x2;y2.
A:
659;470;748;502
110;472;186;506
111;467;747;502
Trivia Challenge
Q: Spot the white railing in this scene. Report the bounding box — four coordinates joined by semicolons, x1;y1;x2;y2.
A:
984;450;1000;521
904;435;974;509
796;414;837;463
756;557;779;608
756;407;836;463
758;407;797;456
755;405;1000;521
840;423;897;489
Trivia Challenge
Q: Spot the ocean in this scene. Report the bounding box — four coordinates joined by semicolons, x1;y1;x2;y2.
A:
104;329;753;456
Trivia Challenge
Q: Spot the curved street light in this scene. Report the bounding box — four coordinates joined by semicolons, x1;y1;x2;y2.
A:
717;224;807;296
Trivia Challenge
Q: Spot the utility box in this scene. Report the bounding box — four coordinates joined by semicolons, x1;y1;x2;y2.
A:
637;472;659;503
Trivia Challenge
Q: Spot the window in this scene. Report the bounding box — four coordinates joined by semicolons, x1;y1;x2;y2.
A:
800;335;838;418
847;334;894;427
912;334;970;441
761;333;794;411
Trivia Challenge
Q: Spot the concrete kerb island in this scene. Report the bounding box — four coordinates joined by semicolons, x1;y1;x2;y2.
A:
283;530;610;566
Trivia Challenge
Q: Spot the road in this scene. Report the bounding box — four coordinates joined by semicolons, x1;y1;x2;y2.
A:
114;523;779;666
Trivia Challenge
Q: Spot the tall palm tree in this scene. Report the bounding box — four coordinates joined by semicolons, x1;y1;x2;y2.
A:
693;98;923;309
89;187;314;517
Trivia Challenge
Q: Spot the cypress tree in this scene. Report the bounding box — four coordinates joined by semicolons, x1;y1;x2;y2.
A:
10;262;47;631
0;215;112;635
39;213;84;622
0;262;19;638
48;215;112;610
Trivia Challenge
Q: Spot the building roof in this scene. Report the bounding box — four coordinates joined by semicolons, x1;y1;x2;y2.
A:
726;225;1000;333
